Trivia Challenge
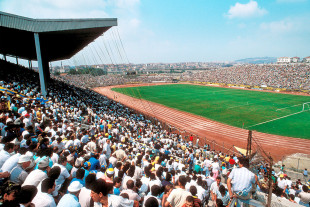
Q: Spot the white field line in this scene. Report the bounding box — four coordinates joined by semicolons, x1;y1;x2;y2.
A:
227;102;249;109
128;97;307;148
276;103;303;111
248;110;306;128
101;88;310;150
153;104;310;150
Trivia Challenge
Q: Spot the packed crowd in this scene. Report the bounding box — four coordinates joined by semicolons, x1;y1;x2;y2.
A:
57;64;310;91
56;74;176;89
0;60;310;207
181;64;310;90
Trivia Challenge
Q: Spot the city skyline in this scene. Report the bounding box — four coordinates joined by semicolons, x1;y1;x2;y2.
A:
0;0;309;64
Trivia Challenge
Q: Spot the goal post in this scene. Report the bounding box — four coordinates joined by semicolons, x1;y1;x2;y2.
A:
302;102;310;111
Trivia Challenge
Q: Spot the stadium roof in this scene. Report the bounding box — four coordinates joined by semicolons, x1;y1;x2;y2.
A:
0;11;117;61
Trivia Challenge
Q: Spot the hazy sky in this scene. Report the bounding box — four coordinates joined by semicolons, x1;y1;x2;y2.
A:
1;0;310;64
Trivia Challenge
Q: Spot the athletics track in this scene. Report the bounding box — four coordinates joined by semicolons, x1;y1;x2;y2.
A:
93;83;310;161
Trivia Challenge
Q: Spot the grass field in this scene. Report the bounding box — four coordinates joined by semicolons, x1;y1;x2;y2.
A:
112;84;310;139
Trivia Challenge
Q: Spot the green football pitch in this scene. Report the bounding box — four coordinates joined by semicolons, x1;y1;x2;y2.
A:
112;84;310;139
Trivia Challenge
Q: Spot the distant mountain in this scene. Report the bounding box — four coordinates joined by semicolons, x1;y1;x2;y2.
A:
235;57;277;64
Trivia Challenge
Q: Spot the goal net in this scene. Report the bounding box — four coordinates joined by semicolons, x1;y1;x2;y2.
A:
302;102;310;111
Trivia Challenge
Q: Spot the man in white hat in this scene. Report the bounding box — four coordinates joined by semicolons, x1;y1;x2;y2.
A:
22;156;50;187
10;154;34;184
57;181;83;207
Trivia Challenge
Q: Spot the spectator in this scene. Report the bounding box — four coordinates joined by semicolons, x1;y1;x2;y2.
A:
227;157;256;203
57;181;83;207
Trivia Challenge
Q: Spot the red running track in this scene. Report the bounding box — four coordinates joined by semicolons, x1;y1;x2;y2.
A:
93;84;310;161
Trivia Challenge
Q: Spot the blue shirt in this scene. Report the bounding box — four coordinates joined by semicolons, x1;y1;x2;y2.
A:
114;187;121;195
188;153;194;164
81;135;89;144
71;178;85;187
57;193;81;207
228;167;255;193
82;168;90;183
89;157;100;171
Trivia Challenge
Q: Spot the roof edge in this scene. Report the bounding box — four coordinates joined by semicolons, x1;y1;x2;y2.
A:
0;11;117;32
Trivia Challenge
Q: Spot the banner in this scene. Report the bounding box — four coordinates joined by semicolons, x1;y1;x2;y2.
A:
234;146;251;155
0;86;49;104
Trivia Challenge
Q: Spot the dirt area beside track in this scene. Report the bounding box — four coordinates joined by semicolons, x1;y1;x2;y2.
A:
93;83;310;161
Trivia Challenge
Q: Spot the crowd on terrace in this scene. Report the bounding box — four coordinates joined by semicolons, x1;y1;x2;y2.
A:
0;60;309;207
56;64;310;91
183;64;310;90
56;74;175;89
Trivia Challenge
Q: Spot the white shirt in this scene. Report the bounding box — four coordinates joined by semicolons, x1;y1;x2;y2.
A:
133;166;142;180
73;139;81;147
86;141;97;153
99;154;107;167
228;167;255;193
1;153;20;172
122;175;135;190
121;189;141;201
109;156;117;167
103;143;111;157
210;182;222;194
23;118;32;127
141;176;150;187
211;162;220;172
52;141;65;153
149;179;162;190
79;187;92;207
277;179;287;189
0;150;11;168
197;185;207;201
185;180;198;191
32;191;56;207
108;194;134;207
65;140;74;149
167;188;191;207
22;169;47;187
52;163;70;186
51;153;59;164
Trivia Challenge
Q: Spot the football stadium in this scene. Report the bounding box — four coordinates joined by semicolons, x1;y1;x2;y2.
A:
0;7;310;207
111;84;310;139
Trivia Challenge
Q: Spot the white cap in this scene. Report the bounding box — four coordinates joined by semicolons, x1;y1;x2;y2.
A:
18;155;33;164
10;138;21;145
6;118;13;124
68;181;83;192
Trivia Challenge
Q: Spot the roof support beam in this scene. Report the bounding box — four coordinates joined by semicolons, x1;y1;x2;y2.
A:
34;33;47;97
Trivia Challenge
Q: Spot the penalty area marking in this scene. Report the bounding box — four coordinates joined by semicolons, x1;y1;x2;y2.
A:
276;103;303;111
248;110;307;128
